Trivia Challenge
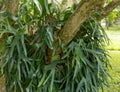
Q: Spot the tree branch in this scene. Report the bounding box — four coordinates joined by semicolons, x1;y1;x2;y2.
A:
99;0;120;20
0;0;19;16
57;0;104;46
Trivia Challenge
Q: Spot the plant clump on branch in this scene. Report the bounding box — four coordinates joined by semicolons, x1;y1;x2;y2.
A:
0;0;120;92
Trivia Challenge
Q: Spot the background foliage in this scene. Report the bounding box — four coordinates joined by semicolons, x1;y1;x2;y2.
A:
0;0;110;92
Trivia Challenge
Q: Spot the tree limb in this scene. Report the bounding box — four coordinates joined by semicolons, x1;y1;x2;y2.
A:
0;0;19;16
57;0;105;46
99;0;120;20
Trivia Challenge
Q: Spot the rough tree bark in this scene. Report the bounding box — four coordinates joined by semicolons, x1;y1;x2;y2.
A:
0;0;19;16
0;0;19;45
57;0;105;46
57;0;120;46
0;1;19;92
0;0;120;47
54;0;120;54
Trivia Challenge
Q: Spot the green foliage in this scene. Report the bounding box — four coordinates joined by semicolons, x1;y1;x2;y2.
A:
106;8;120;26
0;0;2;8
107;11;117;23
0;0;110;92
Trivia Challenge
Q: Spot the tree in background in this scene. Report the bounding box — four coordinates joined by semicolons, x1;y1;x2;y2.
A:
0;0;120;92
104;1;120;29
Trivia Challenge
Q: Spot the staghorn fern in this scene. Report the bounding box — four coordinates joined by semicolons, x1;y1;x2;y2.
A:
0;0;110;92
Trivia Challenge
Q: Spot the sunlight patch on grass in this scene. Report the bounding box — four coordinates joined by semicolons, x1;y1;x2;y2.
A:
103;24;120;91
105;31;120;50
104;24;120;32
108;25;120;31
106;37;120;50
103;51;120;92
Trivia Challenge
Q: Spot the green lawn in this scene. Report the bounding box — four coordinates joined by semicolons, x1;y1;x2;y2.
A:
106;31;120;50
104;51;120;92
103;24;120;92
104;23;120;32
105;24;120;50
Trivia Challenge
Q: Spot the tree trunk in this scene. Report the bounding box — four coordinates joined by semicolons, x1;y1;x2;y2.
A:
0;1;19;92
0;0;19;16
0;60;5;92
54;0;120;54
57;0;105;46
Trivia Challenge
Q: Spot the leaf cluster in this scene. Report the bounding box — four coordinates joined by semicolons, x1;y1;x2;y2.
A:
0;0;110;92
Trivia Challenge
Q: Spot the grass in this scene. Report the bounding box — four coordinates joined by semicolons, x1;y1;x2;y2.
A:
103;51;120;92
107;24;120;31
106;32;120;50
103;23;120;32
103;23;120;92
105;24;120;50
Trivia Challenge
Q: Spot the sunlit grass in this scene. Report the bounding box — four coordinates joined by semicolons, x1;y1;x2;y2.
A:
105;30;120;50
103;23;120;32
104;23;120;50
103;24;120;92
106;36;120;50
108;24;120;31
103;51;120;92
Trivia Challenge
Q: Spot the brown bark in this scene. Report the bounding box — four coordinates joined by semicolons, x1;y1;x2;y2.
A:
0;75;5;92
57;0;105;46
0;1;19;92
0;0;19;16
0;55;5;92
0;0;19;47
56;0;120;46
